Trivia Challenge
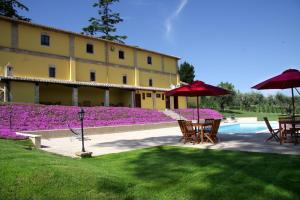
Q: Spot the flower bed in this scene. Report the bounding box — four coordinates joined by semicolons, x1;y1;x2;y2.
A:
0;128;28;140
0;104;174;138
174;108;223;120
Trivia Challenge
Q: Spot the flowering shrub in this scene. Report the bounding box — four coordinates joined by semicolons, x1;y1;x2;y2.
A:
174;108;223;120
0;104;173;136
0;128;28;140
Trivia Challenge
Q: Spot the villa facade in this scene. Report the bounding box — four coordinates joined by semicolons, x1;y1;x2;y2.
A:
0;16;187;110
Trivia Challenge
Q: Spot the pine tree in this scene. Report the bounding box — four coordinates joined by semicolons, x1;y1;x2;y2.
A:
178;61;195;84
0;0;30;21
82;0;127;43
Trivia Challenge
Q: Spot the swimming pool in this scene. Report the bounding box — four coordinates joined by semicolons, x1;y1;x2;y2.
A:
219;123;278;134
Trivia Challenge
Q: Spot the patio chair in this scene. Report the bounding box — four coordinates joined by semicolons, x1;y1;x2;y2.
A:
177;120;186;142
204;118;214;132
180;121;197;144
278;117;298;144
264;117;280;142
203;119;221;144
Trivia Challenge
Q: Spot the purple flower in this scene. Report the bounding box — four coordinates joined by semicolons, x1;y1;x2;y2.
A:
174;108;223;120
0;103;174;135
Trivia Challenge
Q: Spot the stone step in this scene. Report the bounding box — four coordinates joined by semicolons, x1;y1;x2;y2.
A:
162;109;187;120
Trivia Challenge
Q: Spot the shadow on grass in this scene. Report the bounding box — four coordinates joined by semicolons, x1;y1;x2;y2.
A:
97;176;135;200
126;146;300;200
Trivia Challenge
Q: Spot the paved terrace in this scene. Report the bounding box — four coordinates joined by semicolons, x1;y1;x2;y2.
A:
41;127;300;157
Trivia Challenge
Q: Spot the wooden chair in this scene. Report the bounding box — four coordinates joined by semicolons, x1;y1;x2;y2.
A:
177;120;197;144
177;120;186;142
183;121;198;144
264;117;280;142
204;118;214;132
203;119;221;144
278;117;298;144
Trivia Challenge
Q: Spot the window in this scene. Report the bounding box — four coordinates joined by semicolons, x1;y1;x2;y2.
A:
142;93;145;99
149;79;153;87
156;93;161;98
119;50;124;59
86;44;94;54
90;71;96;81
147;56;152;64
162;94;165;100
41;34;50;46
122;75;127;84
49;66;56;78
146;93;151;97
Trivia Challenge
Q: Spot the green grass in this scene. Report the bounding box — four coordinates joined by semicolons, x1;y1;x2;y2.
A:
1;139;300;200
220;109;281;121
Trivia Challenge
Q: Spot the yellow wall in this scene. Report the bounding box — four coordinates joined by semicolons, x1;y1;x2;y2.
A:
108;44;134;67
178;96;187;109
139;71;172;88
18;24;69;56
154;73;172;88
0;19;11;48
0;51;70;80
10;81;35;103
170;74;178;86
137;51;162;71
108;67;134;85
164;57;177;74
74;37;105;62
76;62;107;83
155;92;166;110
139;71;151;87
0;63;3;76
109;88;131;107
78;87;104;106
137;90;154;109
40;84;72;105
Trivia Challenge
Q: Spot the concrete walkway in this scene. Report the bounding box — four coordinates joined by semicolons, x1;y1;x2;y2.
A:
41;127;300;157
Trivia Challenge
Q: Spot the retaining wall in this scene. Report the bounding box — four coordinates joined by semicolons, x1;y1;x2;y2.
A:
20;121;178;139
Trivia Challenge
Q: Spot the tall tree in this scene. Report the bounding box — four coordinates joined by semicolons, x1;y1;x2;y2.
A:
0;0;30;21
214;82;235;111
82;0;127;43
178;61;195;84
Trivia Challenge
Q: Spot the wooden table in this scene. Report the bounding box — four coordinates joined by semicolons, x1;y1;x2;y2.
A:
279;119;300;145
192;122;212;144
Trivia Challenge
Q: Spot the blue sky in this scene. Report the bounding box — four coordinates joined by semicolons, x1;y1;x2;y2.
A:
19;0;300;95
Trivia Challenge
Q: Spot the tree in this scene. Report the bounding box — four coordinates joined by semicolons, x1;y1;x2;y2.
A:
82;0;127;43
178;61;195;84
214;82;235;111
0;0;30;21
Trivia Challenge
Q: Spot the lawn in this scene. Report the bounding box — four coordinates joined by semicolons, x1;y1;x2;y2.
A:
1;139;300;200
220;109;281;121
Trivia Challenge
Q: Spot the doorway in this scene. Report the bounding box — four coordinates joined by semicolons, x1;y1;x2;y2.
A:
174;96;178;109
166;96;170;109
135;93;141;108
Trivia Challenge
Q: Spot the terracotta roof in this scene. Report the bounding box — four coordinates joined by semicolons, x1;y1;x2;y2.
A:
0;16;180;59
0;76;171;92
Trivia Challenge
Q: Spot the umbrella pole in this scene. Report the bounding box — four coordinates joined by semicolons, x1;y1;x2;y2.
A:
292;88;295;116
197;96;200;123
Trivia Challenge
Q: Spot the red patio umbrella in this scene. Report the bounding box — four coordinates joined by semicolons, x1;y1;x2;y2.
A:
252;69;300;115
166;80;231;123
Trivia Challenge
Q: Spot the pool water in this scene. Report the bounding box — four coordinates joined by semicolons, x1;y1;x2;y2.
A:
219;123;278;134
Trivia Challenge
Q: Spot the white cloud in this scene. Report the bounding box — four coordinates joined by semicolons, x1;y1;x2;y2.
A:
165;0;188;40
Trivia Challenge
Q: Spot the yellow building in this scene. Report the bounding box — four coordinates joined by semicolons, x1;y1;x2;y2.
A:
0;16;187;110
